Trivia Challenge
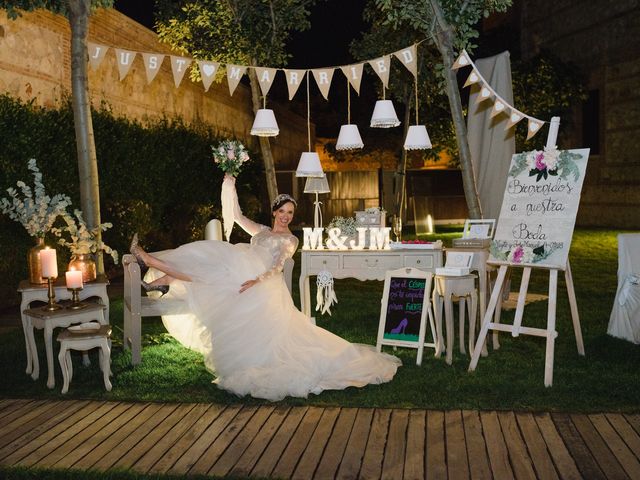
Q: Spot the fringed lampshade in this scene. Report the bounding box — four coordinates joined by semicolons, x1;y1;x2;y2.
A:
370;99;400;128
336;124;364;151
296;152;324;177
404;125;432;150
304;174;330;228
250;109;279;136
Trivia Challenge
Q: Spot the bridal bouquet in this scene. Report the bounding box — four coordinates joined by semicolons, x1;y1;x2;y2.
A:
0;158;71;238
51;209;119;264
212;140;250;177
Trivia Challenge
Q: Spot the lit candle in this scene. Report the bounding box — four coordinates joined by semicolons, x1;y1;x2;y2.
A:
65;270;83;289
40;248;58;278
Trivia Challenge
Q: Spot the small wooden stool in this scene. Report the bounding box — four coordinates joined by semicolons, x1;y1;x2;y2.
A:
57;325;112;394
432;274;478;365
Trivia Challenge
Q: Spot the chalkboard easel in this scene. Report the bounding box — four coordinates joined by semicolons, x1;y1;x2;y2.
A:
376;268;435;365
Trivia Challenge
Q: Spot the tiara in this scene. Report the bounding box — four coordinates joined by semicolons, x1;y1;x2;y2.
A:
271;193;297;208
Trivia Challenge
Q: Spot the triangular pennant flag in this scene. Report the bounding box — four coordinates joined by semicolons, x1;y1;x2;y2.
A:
88;42;108;71
463;70;481;88
526;118;544;140
284;69;306;100
141;53;164;84
115;48;136;81
226;64;247;96
452;50;471;70
368;55;391;88
394;45;417;77
197;60;219;92
474;85;493;104
490;99;507;118
254;67;277;97
505;109;524;130
170;56;192;88
312;68;335;100
340;64;364;94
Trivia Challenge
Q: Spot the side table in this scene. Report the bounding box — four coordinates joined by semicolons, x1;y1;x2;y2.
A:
18;276;109;376
23;303;107;389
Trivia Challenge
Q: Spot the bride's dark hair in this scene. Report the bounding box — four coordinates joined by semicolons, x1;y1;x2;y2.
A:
271;194;297;212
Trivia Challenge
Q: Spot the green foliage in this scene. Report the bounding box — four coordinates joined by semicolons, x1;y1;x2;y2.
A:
0;0;114;19
0;94;266;306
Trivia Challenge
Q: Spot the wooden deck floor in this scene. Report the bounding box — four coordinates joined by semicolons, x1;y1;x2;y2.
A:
0;398;639;479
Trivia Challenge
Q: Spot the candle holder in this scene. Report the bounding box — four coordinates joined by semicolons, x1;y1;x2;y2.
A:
67;287;87;310
42;277;63;311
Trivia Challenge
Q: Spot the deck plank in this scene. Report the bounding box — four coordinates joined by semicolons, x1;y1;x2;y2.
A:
426;410;447;480
534;413;582;480
271;406;325;479
403;409;426;480
446;410;470;480
606;414;640;459
552;413;605;480
570;414;628;480
590;414;640;479
250;406;308;478
149;404;225;475
515;412;559;480
498;411;537;480
167;405;240;476
625;414;640;437
188;405;258;476
359;408;392;480
381;409;409;480
209;405;276;478
335;408;374;480
480;410;513;479
229;406;291;478
314;407;358;480
462;409;492;480
0;401;64;450
134;403;211;473
292;407;341;480
0;400;50;435
0;399;34;423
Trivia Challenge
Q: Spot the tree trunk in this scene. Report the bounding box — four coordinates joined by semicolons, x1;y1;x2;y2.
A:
248;67;279;202
68;0;104;274
429;0;482;219
394;88;412;220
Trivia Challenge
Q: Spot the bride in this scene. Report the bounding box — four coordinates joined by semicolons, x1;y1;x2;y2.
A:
130;174;400;401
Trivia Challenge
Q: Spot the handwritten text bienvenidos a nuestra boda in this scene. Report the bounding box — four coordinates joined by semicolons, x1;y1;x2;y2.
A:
303;227;392;250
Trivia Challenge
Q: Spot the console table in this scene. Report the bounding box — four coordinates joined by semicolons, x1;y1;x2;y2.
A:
18;276;109;377
299;248;443;317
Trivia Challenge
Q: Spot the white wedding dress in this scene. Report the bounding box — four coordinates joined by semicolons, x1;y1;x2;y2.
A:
146;180;400;401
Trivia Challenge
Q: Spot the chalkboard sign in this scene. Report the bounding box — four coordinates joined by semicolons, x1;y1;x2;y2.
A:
490;148;590;269
376;268;434;365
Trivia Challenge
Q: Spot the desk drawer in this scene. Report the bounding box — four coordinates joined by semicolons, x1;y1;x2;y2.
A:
343;255;401;270
309;255;340;270
403;254;435;269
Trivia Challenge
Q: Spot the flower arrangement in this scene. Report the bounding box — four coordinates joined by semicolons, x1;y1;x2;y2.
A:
490;240;557;265
509;147;582;182
0;159;71;238
51;209;119;264
211;140;251;177
327;216;358;236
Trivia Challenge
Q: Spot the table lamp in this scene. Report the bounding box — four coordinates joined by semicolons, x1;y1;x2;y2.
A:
304;175;330;228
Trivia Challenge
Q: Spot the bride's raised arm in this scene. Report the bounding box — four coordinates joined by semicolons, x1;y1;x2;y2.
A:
221;174;265;237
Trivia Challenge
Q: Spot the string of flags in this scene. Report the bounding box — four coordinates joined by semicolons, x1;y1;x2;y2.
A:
452;49;546;140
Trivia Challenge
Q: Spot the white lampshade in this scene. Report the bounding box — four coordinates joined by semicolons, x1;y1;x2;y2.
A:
335;124;364;151
404;125;432;150
370;99;400;128
304;174;330;194
296;152;324;177
250;108;279;136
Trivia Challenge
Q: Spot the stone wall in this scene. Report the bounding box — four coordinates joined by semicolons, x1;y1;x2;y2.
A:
0;8;308;170
520;0;640;228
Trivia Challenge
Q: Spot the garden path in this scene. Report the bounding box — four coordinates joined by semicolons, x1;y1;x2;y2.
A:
0;398;639;478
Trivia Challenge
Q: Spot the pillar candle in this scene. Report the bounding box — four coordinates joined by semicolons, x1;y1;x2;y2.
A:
65;270;83;289
40;248;58;278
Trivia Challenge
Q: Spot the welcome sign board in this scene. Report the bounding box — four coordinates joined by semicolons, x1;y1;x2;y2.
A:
489;148;589;269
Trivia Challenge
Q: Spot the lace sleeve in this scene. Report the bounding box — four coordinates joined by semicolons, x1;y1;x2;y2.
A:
257;235;299;282
221;176;265;237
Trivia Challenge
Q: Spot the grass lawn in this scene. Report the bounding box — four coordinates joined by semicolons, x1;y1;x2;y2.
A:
0;228;638;413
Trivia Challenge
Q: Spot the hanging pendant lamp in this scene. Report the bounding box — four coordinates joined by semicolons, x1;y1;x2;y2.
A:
403;75;432;150
296;72;324;177
370;86;400;128
250;96;279;137
336;80;363;150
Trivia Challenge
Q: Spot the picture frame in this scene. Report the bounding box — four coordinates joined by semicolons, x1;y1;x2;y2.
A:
462;219;495;239
376;268;435;365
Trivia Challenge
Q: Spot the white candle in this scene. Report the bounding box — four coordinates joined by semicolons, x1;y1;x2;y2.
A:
66;270;83;289
40;248;58;278
545;116;561;149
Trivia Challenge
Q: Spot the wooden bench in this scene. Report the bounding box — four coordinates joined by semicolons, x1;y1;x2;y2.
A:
122;221;294;365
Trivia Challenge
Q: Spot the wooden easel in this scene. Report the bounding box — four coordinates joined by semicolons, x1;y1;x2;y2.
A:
468;260;584;386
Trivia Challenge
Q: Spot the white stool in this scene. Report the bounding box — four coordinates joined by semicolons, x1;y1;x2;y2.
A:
57;325;112;394
432;274;478;365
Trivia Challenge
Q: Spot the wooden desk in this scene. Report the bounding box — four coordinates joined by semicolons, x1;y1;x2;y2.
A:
299;248;443;317
18;277;109;377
